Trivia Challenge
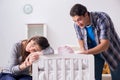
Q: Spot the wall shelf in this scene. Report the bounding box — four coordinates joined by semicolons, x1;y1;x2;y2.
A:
27;24;47;38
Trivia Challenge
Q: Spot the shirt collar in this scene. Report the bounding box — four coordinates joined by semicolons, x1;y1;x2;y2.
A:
89;12;94;27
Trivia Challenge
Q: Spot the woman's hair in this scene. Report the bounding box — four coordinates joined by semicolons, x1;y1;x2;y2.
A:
28;36;50;50
20;39;29;62
70;4;88;17
20;36;50;62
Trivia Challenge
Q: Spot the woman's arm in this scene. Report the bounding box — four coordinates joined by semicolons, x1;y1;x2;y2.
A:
7;42;24;74
6;42;29;75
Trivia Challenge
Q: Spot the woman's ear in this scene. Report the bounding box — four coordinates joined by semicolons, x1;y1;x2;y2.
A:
84;12;88;17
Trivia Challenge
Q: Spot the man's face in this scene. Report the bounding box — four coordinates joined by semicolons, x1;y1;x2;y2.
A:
72;13;89;28
26;40;41;53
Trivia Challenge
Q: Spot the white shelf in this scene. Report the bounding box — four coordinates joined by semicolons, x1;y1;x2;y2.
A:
27;24;47;38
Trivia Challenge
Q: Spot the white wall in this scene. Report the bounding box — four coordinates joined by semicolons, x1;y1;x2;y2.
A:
0;0;120;66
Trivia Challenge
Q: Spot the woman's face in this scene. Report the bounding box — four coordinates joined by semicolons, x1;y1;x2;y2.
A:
26;40;42;53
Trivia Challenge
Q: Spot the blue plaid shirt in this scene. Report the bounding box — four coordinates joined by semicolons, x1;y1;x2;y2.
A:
74;12;120;71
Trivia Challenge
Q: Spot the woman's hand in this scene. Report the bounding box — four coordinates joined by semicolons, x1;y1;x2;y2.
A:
25;52;41;66
19;52;42;70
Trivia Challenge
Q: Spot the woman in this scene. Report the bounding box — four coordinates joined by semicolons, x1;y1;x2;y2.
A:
0;36;54;80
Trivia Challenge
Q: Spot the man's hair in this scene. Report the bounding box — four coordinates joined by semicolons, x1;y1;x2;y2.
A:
70;4;88;17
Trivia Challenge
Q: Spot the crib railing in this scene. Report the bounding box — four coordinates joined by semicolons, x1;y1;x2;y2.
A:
32;53;95;80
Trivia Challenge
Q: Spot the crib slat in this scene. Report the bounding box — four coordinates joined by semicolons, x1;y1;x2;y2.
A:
45;60;49;80
78;59;82;80
32;62;39;80
53;59;57;80
70;59;74;80
88;55;95;80
61;59;65;80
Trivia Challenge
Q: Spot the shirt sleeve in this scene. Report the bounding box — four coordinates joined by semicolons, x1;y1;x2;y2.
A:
2;41;30;75
74;24;83;40
98;13;110;40
8;42;22;74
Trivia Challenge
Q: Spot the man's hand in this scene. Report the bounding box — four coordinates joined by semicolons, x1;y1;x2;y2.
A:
76;49;88;54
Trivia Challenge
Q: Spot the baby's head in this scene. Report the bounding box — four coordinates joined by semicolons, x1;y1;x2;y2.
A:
58;45;74;54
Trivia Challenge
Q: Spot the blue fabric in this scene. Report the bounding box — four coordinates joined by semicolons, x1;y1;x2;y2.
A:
17;75;32;80
94;54;105;80
110;62;120;80
85;26;105;80
0;73;32;80
0;73;16;80
85;26;96;49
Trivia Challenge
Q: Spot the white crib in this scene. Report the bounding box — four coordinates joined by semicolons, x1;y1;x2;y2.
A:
32;53;95;80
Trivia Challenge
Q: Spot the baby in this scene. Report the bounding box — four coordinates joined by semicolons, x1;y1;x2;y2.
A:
58;45;74;54
57;45;88;69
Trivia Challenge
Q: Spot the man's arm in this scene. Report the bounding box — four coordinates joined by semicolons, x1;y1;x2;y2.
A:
80;39;109;54
78;40;85;51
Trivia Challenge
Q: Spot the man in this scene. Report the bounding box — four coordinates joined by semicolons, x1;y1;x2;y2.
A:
70;3;120;80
